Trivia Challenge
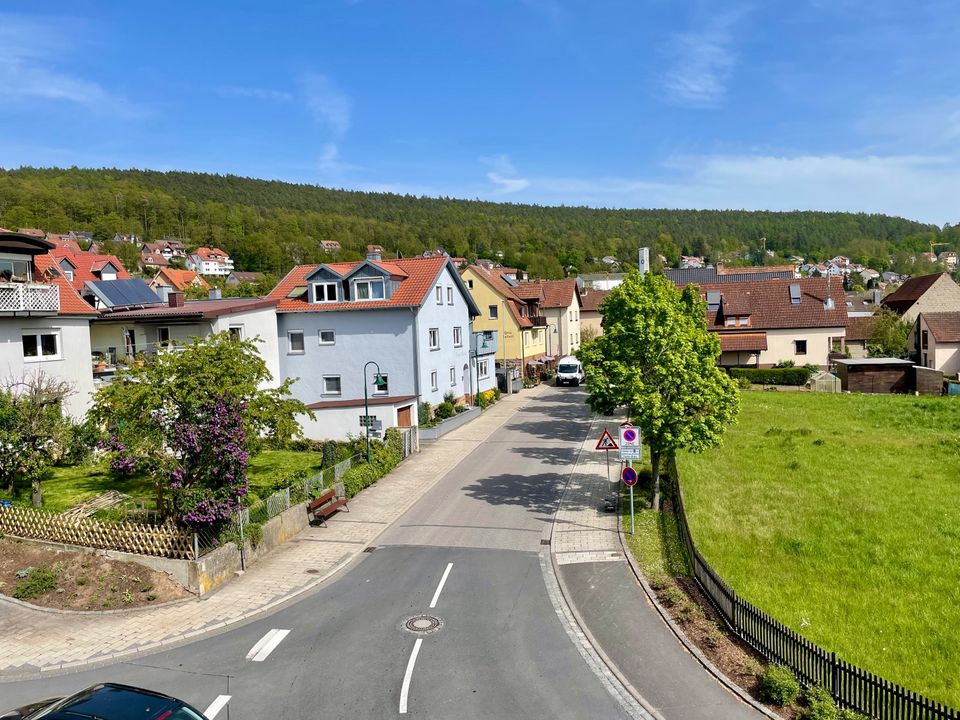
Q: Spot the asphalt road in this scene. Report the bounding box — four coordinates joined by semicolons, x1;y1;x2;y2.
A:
1;387;639;719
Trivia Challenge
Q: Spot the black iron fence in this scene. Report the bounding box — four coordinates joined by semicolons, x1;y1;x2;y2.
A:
671;463;958;720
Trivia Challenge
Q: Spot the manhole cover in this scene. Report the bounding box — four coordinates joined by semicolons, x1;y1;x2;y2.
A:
402;614;443;635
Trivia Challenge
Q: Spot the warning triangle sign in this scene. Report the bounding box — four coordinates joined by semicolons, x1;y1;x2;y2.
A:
596;428;619;451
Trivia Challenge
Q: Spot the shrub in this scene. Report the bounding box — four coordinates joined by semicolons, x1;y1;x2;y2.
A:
321;440;340;469
477;389;497;409
246;521;264;548
13;566;58;600
775;360;796;368
703;621;725;649
735;376;753;389
837;710;869;720
758;665;800;706
493;387;501;401
676;601;705;624
660;584;686;607
342;462;381;498
418;401;432;426
800;685;838;720
454;405;467;414
730;367;814;386
434;402;456;421
443;391;456;404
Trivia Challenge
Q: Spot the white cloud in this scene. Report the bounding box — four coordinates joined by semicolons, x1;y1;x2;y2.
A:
219;85;293;102
299;72;352;137
480;154;531;194
662;8;747;108
0;13;132;113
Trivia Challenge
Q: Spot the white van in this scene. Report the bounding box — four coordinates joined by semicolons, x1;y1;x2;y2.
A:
555;356;585;386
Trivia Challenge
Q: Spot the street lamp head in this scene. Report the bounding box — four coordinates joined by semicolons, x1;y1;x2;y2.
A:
372;373;387;388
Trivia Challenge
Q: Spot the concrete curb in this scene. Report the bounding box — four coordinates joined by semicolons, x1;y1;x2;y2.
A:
0;591;197;617
548;414;667;720
616;515;782;720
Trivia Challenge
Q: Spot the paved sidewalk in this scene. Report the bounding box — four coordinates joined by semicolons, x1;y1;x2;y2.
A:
551;417;766;720
0;386;546;679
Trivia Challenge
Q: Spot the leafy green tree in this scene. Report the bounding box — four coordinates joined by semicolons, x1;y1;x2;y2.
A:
578;271;739;509
92;333;310;512
867;307;911;358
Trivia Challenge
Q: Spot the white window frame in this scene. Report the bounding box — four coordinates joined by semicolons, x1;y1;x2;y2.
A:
489;304;498;319
725;316;736;327
322;375;342;396
450;366;456;386
354;278;385;301
287;330;305;355
374;373;389;395
313;282;338;303
446;286;453;305
318;329;336;345
453;326;462;347
436;286;443;304
228;325;244;341
478;359;489;379
22;330;61;362
157;326;172;346
430;370;438;391
429;327;440;350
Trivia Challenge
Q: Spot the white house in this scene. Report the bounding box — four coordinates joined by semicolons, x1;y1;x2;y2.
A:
0;230;97;419
186;247;234;276
267;254;481;441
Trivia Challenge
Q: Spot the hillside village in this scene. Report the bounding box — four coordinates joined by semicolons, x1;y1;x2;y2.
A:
4;225;960;439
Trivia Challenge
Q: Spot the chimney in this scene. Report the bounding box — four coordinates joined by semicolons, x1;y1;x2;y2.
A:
366;244;383;262
208;287;222;300
168;291;185;308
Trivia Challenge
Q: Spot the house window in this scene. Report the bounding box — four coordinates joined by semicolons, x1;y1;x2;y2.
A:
436;286;443;304
374;373;389;395
431;370;438;391
524;332;530;348
921;330;929;350
0;255;32;281
158;327;171;346
478;359;489;378
63;269;74;281
314;282;338;303
354;278;385;301
795;340;807;355
288;330;305;354
450;367;457;386
228;325;244;341
319;329;336;345
467;279;474;289
489;304;498;319
22;331;60;361
429;328;440;350
738;316;750;327
453;326;462;347
725;316;736;327
447;287;453;305
322;375;342;395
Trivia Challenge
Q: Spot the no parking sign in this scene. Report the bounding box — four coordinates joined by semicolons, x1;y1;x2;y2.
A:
618;423;641;461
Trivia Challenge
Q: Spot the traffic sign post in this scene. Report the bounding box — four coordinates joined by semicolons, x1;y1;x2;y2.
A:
621;463;638;534
596;429;619;485
618;422;642;462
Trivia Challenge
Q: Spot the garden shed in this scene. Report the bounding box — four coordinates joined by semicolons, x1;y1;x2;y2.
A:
806;371;841;392
834;358;913;393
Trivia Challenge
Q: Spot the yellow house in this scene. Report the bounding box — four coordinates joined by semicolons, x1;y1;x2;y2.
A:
461;263;547;370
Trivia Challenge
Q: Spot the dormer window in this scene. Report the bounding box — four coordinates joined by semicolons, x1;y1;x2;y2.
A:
354;278;385;301
314;282;339;303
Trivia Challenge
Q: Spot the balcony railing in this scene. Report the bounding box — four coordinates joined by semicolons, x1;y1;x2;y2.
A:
0;282;60;313
91;342;184;380
531;316;548;327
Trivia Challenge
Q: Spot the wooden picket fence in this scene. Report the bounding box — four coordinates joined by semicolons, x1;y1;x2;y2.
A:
0;504;194;560
671;462;959;720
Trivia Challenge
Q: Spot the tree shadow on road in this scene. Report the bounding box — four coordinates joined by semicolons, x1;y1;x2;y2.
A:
508;445;579;466
462;471;600;516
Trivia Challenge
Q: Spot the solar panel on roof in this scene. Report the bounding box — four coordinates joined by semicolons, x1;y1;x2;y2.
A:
87;279;162;307
502;275;518;287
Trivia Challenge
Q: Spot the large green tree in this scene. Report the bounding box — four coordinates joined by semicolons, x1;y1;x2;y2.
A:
578;271;740;509
867;307;911;358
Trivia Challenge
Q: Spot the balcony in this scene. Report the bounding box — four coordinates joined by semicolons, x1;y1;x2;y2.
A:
91;342;183;382
531;315;548;327
0;282;60;314
472;330;498;357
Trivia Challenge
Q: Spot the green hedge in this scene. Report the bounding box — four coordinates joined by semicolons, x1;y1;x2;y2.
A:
729;367;813;386
341;428;406;498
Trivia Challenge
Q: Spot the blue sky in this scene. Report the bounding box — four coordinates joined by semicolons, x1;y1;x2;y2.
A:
1;1;959;224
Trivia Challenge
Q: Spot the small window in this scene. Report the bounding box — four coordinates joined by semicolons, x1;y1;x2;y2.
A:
478;359;489;378
489;304;498;319
355;278;385;301
319;329;336;345
453;326;462;347
436;286;443;304
921;330;929;350
323;375;342;395
22;331;60;361
725;316;736;327
467;279;474;289
64;269;74;281
431;370;438;391
158;327;171;345
795;340;807;355
524;332;530;348
447;287;453;305
288;331;305;354
429;328;440;350
450;367;456;386
738;316;749;327
228;325;244;341
374;373;389;395
314;282;338;303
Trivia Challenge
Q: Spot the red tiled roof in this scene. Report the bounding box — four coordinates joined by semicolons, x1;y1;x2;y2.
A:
152;268;210;291
141;252;169;267
580;288;611;312
33;254;98;316
719;333;768;352
845;315;877;341
512;283;545;301
921;312;960;343
46;234;83;254
268;256;451;312
49;247;130;291
697;278;848;330
881;273;950;314
96;297;277;321
191;247;230;262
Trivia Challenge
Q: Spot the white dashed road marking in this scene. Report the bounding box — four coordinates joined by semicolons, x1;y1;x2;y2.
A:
245;628;290;662
429;562;453;609
399;637;423;714
202;695;231;719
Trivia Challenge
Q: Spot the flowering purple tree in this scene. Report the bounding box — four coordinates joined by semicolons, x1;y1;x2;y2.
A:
168;396;250;531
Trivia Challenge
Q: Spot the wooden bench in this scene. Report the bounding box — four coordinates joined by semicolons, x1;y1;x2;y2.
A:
307;488;349;527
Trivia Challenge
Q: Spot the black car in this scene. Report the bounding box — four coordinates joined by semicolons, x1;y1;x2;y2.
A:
1;683;207;720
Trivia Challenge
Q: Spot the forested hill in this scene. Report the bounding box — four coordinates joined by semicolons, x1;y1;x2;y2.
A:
0;167;950;278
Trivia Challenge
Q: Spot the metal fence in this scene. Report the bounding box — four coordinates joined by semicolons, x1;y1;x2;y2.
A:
671;464;959;720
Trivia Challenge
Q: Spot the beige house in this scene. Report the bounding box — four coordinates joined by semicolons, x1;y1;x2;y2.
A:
579;287;610;339
914;312;960;375
881;272;960;323
516;279;582;357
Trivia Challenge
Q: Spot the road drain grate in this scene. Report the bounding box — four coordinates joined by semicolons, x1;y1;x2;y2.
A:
363;546;377;553
541;538;551;545
402;614;443;635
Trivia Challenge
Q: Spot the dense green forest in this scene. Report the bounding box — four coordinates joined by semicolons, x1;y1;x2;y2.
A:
1;167;957;278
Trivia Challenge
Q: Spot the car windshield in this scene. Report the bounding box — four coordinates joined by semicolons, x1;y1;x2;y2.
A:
559;364;579;373
30;686;179;720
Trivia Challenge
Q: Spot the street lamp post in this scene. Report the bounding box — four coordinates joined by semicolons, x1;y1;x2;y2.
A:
363;360;388;463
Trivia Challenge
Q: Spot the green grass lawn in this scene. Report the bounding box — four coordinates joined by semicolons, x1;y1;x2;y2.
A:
678;391;960;707
4;450;326;513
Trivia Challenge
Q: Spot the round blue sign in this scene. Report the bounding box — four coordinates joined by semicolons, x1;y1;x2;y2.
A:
621;466;639;486
623;428;638;443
